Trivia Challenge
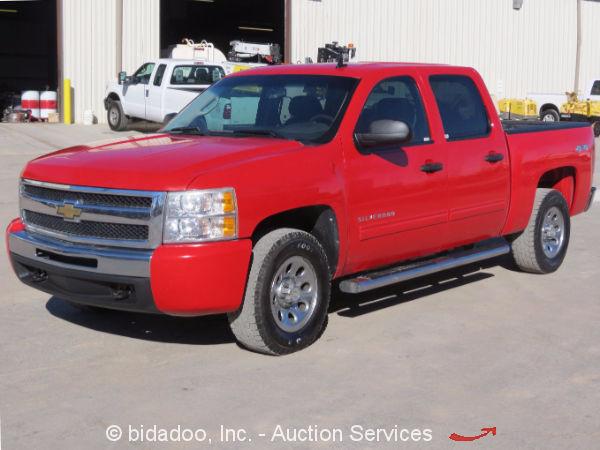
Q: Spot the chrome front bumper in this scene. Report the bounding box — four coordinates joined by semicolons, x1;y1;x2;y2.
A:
9;230;152;278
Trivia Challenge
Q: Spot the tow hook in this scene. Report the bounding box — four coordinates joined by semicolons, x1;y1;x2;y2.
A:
31;270;48;283
111;285;132;300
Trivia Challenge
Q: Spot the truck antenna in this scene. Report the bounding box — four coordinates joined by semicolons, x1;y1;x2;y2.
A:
336;51;346;68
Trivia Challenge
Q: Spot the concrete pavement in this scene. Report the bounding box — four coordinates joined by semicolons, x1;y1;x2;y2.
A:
0;123;599;449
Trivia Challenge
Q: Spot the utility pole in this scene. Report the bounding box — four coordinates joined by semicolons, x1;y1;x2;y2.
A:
116;0;123;73
574;0;582;94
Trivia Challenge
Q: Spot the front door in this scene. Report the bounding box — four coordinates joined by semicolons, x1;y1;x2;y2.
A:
428;74;510;248
122;62;155;120
343;76;448;274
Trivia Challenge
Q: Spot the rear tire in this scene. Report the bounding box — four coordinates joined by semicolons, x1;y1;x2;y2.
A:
510;188;570;274
540;108;560;122
107;100;128;131
228;229;331;355
593;121;600;138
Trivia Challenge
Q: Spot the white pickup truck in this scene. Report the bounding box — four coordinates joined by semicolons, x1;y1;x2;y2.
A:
104;59;227;131
529;79;600;122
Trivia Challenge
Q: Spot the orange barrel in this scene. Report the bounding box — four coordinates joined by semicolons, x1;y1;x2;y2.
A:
21;91;41;119
40;91;58;120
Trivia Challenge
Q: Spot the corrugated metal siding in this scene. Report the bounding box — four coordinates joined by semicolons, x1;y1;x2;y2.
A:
579;0;600;94
61;0;118;124
291;0;600;99
122;0;160;73
61;0;160;123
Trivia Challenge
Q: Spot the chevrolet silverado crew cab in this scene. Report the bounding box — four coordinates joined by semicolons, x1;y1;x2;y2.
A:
104;59;227;130
8;63;596;355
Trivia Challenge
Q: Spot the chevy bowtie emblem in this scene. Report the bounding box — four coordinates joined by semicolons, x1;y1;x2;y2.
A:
57;203;82;220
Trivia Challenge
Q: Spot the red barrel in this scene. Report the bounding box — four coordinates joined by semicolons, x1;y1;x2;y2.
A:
40;91;58;120
21;91;40;119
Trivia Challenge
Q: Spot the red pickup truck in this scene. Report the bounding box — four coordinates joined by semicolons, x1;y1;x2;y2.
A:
7;63;596;355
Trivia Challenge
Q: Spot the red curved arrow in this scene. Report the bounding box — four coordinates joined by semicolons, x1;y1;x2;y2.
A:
449;427;496;442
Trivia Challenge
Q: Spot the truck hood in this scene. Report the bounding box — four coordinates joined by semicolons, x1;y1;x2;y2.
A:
22;133;305;191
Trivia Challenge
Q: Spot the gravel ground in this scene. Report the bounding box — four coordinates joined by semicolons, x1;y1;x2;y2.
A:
0;123;599;449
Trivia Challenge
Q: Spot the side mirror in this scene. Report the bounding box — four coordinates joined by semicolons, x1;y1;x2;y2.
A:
118;71;127;85
354;120;411;149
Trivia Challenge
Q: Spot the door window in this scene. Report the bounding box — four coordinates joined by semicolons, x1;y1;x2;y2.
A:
133;63;156;85
429;75;490;140
591;80;600;96
153;64;167;86
355;77;431;145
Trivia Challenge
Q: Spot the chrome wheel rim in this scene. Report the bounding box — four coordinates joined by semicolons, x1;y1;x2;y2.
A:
542;113;556;122
270;256;319;333
540;206;565;258
109;107;119;126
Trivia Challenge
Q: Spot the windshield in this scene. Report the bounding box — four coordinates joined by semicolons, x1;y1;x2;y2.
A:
164;74;358;143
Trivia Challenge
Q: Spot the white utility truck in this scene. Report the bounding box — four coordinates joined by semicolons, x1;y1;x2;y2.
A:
104;40;278;131
528;79;600;122
104;59;227;131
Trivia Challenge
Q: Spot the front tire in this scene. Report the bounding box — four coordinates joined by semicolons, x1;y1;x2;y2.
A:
510;188;570;274
228;229;331;355
107;100;128;131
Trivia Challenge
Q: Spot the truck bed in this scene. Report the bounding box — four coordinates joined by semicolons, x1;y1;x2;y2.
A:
502;120;590;135
500;119;595;237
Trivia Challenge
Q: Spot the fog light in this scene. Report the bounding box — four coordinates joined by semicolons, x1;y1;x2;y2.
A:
31;269;48;283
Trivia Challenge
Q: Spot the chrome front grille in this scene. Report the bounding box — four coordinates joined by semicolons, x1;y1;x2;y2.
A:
20;179;166;249
22;184;154;209
23;210;150;241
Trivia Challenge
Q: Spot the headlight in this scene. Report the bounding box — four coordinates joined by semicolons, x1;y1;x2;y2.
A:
163;188;237;243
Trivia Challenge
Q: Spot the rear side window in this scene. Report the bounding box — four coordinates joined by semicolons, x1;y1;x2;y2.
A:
170;65;225;85
153;64;167;86
152;64;167;86
429;75;490;141
355;76;431;145
591;80;600;96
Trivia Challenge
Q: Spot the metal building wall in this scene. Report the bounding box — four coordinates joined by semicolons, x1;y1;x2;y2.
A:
578;0;600;94
291;0;600;100
61;0;160;123
121;0;160;74
61;0;118;124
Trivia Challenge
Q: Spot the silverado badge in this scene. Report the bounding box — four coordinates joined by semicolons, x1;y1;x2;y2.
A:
56;203;82;220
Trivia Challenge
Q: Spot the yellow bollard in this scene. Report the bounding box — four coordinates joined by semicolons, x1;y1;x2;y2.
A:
63;78;72;124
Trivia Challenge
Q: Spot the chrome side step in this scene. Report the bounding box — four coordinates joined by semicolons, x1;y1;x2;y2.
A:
339;238;510;294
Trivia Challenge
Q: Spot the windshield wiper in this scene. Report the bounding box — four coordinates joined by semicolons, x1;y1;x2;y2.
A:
167;126;208;135
229;128;292;140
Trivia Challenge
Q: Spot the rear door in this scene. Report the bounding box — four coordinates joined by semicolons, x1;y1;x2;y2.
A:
428;74;510;248
146;63;168;122
343;75;449;273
